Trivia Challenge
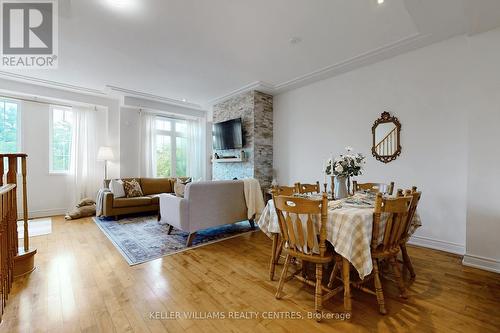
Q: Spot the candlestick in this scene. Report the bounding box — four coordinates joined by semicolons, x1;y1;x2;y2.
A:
330;175;335;200
347;176;351;195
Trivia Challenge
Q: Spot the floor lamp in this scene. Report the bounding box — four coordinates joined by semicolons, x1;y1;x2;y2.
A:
97;146;114;180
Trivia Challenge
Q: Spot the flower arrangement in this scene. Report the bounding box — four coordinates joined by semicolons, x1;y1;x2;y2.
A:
325;147;366;178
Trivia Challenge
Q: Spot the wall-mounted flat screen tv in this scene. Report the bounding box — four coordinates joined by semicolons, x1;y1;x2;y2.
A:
213;118;243;150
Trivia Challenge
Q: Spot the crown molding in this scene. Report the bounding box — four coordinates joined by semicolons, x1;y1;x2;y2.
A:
209;32;431;105
106;85;203;110
0;71;205;110
0;70;106;96
273;32;430;93
209;81;274;106
2;32;435;109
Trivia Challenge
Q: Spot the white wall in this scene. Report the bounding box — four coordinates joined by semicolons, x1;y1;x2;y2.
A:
0;78;210;217
463;28;500;272
19;101;72;217
120;107;141;177
18;101;109;217
274;28;500;268
0;78;119;217
0;78;121;179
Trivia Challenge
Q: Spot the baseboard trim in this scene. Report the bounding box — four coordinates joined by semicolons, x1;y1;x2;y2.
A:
18;209;66;219
408;235;465;255
462;254;500;274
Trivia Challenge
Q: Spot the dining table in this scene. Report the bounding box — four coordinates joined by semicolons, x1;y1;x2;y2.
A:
257;192;422;313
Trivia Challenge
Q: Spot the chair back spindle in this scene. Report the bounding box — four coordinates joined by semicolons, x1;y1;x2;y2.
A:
271;185;297;197
353;181;394;195
399;187;421;242
273;193;328;257
372;193;412;253
295;181;321;195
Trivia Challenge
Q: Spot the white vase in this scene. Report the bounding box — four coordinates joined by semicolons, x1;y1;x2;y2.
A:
335;176;349;199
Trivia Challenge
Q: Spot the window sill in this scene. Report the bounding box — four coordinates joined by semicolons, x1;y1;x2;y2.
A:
48;171;71;176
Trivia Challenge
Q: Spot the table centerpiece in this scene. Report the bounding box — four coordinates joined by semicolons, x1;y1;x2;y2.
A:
325;147;366;199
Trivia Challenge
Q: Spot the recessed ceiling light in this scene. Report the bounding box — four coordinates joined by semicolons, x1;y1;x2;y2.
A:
289;37;302;45
377;0;385;4
104;0;139;11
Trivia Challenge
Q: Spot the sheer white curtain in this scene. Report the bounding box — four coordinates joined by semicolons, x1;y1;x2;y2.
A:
70;107;99;208
139;111;155;177
187;118;203;180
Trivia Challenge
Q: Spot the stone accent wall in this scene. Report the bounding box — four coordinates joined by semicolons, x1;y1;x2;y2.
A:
253;92;274;189
212;91;273;189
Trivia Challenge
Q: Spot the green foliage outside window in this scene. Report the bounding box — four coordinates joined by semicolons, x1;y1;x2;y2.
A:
0;101;18;153
51;108;74;173
156;139;172;177
176;137;187;177
154;118;189;178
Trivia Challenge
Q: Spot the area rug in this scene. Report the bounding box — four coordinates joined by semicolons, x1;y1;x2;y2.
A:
93;215;258;265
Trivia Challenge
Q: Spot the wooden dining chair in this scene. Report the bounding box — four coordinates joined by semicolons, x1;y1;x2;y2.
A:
273;193;343;321
295;181;321;194
330;193;412;314
352;181;395;195
271;185;296;196
268;185;298;281
397;186;422;279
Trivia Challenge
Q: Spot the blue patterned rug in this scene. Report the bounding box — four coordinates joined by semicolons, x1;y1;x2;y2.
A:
93;215;258;265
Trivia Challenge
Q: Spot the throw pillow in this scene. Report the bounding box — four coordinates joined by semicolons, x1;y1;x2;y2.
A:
173;178;192;197
123;179;144;198
179;177;192;184
109;179;125;198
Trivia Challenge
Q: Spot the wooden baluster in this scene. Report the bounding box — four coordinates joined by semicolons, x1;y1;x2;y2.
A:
0;154;35;322
391;132;396;154
0;155;3;314
21;157;29;252
3;189;9;305
6;157;18;257
0;191;4;318
389;132;392;153
5;190;11;290
0;156;4;186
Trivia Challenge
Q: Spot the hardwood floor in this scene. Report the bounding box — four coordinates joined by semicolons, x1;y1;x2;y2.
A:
0;216;499;333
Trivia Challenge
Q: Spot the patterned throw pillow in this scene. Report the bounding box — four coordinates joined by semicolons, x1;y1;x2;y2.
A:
123;179;143;198
173;178;192;197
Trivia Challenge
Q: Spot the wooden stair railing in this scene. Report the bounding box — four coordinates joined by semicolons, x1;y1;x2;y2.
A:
374;127;397;156
0;153;37;322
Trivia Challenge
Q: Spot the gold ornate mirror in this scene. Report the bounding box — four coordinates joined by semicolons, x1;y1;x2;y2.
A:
372;112;401;163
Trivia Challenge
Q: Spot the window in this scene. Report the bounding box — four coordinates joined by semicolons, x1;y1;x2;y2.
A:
154;116;188;177
0;99;20;154
49;106;74;173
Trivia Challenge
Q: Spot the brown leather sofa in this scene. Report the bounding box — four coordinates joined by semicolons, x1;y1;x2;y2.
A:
102;177;184;219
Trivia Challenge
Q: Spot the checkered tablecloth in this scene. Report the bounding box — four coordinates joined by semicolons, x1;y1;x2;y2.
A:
257;197;421;279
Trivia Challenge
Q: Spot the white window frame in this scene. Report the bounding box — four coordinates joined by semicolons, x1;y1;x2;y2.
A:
49;105;74;175
0;97;22;153
153;116;188;178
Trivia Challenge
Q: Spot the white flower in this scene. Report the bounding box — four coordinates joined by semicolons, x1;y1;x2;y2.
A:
335;164;344;173
345;146;353;152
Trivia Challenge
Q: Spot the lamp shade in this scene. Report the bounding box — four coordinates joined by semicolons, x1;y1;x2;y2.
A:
97;146;114;161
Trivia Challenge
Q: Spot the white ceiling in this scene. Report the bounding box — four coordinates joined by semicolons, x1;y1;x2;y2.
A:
1;0;499;108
